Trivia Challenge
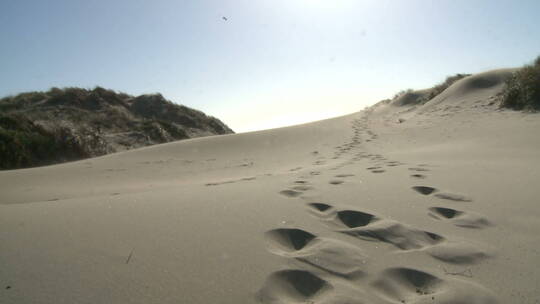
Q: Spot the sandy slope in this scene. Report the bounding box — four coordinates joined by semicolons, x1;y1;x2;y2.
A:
1;69;540;304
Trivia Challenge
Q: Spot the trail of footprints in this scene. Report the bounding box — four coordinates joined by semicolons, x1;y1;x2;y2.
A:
260;115;497;304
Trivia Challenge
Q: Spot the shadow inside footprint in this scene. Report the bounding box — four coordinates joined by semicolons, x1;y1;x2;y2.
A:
410;174;426;179
367;166;381;170
257;270;331;303
329;180;344;185
429;207;464;219
279;190;302;198
434;193;472;202
429;207;492;229
335;174;355;178
337;210;377;228
308;203;333;212
372;267;444;301
265;228;317;252
408;167;430;172
412;186;437;195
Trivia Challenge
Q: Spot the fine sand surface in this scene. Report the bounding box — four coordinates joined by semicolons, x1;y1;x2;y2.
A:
1;69;540;303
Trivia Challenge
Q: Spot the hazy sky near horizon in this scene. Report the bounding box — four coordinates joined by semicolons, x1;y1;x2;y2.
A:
1;0;539;132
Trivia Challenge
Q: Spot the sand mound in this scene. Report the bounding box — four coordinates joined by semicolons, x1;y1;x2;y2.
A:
420;69;516;110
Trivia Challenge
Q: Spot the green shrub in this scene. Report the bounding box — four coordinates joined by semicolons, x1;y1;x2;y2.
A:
500;56;540;111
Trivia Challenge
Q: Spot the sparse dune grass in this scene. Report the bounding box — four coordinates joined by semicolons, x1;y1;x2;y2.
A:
500;56;540;111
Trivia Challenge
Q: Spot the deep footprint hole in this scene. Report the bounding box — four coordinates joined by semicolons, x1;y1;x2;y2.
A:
276;270;329;298
337;210;376;228
329;180;344;185
429;207;463;219
266;228;317;251
388;268;443;292
412;186;437;195
279;190;302;197
309;203;332;212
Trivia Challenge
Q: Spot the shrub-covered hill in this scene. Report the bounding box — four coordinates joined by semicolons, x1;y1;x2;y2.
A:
0;87;233;170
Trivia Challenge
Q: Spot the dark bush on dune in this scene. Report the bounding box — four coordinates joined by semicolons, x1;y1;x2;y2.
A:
500;56;540;111
0;114;87;169
0;87;233;170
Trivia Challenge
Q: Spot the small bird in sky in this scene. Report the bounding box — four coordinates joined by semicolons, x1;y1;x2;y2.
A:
222;16;228;21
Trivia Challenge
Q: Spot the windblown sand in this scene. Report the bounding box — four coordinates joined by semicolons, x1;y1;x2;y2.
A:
1;69;539;303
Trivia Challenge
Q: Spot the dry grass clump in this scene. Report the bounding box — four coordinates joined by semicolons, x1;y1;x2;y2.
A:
500;56;540;111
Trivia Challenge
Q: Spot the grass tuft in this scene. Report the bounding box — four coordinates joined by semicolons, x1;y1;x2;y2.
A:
500;56;540;111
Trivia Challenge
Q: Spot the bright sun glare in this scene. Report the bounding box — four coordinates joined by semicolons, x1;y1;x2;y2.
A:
295;0;357;10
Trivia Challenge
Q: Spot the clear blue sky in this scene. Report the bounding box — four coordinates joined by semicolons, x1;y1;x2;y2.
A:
1;0;539;132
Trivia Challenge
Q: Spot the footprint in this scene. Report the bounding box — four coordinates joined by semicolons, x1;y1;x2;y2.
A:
335;210;378;228
412;186;438;195
410;174;426;179
372;267;498;303
334;174;354;178
371;170;385;173
386;161;403;167
434;193;472;202
342;220;444;250
429;207;463;219
256;270;332;304
429;207;492;229
329;180;344;185
308;203;333;212
372;267;444;302
294;180;308;184
409;167;430;172
292;185;313;191
265;229;368;279
426;241;491;264
294;240;368;279
265;228;317;253
279;190;303;198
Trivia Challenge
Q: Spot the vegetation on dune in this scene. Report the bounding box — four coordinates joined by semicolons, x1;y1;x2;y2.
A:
0;87;233;170
389;73;470;106
500;56;540;111
419;73;470;103
0;114;87;169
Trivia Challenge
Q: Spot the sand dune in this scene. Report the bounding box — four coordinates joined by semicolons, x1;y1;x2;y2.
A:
1;68;540;303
